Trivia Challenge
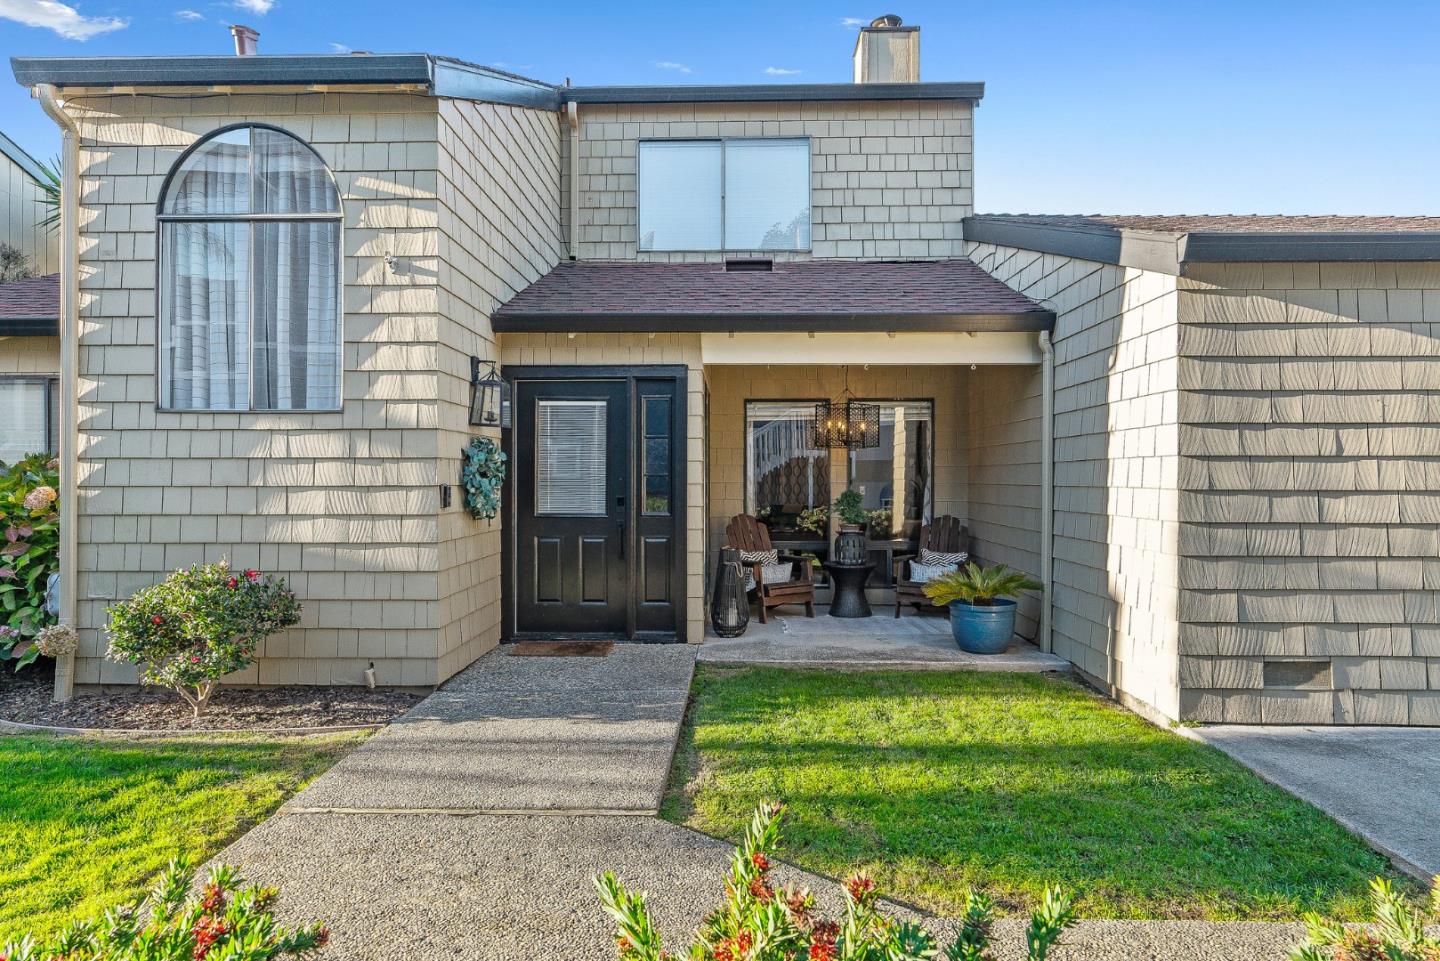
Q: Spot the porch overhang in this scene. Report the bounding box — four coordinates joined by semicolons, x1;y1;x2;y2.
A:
492;259;1055;334
0;274;60;337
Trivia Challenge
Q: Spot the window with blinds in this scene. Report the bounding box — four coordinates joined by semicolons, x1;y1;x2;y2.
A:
0;377;55;465
535;400;607;515
638;139;810;252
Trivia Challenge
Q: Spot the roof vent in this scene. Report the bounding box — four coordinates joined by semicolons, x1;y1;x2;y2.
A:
724;258;774;272
230;24;259;56
871;14;904;27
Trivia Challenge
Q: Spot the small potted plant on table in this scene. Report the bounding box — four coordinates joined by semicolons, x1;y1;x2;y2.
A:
923;562;1042;654
830;489;869;565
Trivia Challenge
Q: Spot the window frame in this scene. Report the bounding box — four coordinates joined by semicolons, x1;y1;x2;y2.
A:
637;137;813;253
154;122;344;414
0;374;59;462
741;397;831;520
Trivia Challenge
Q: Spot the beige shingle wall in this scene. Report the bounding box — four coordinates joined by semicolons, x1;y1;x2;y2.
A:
66;91;450;687
1177;262;1440;725
0;335;58;373
964;365;1043;636
434;100;564;680
967;241;1182;719
563;100;973;261
0;148;57;276
498;333;706;640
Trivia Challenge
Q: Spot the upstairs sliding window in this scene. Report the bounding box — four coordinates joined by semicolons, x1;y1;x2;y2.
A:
157;124;342;411
638;139;811;252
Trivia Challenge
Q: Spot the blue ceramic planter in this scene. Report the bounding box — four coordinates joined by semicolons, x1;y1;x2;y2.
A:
949;599;1017;654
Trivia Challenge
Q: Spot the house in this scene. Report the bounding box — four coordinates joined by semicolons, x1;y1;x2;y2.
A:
8;16;1440;726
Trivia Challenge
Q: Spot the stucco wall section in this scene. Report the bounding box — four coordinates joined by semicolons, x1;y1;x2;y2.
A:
1177;261;1440;726
0;147;57;276
563;99;973;261
965;364;1043;635
434;99;563;681
498;332;706;641
65;90;447;687
967;241;1182;719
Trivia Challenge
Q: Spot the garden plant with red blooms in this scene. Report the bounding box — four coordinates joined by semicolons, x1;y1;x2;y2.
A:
0;859;329;961
106;560;301;718
595;802;1078;961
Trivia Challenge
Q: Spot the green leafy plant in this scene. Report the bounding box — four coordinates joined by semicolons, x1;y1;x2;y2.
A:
865;507;892;539
796;506;828;536
2;858;329;961
831;489;867;527
0;242;31;283
0;454;60;669
595;801;1074;961
1290;876;1440;961
35;155;61;234
106;561;300;717
460;436;507;521
923;562;1043;608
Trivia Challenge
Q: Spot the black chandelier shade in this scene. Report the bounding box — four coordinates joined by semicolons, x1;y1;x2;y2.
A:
813;399;881;450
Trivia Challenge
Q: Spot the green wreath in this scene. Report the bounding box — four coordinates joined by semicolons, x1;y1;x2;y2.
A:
460;436;507;520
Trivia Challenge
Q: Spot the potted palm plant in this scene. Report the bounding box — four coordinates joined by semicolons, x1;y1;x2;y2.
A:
922;562;1042;654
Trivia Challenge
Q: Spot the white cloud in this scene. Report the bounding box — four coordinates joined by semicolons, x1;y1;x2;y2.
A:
0;0;128;39
654;60;692;74
232;0;273;14
329;42;349;53
174;8;203;20
764;67;801;76
839;16;867;27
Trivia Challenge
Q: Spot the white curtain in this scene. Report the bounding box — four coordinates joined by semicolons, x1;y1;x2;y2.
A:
161;126;340;411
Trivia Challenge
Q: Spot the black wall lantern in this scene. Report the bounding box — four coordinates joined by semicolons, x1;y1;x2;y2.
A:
469;357;510;428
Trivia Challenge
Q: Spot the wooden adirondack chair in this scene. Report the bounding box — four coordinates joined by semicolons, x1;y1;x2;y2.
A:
725;514;816;623
894;515;969;617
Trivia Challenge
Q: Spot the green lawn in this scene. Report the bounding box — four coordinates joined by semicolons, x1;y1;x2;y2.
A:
664;667;1407;921
0;732;363;943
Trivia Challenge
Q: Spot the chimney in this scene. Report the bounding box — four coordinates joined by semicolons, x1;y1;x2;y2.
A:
853;14;919;83
230;24;259;56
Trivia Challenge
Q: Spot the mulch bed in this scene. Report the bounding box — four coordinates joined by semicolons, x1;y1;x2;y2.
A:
0;663;422;731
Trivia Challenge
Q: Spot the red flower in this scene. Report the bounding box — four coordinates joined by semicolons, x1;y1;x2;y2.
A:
151;615;164;626
808;922;839;961
191;914;229;960
843;874;876;903
315;926;331;948
244;569;259;581
750;851;771;872
200;882;225;912
748;876;774;902
226;577;239;589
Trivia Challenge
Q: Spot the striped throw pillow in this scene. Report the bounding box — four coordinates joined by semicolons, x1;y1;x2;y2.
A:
920;548;968;567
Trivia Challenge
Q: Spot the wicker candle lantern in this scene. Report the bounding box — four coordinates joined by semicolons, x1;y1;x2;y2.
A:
709;548;750;638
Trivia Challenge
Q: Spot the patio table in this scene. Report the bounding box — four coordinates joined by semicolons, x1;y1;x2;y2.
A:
822;561;875;618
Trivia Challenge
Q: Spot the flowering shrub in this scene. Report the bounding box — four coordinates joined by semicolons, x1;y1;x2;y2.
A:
0;454;60;669
1;858;329;961
596;802;1075;961
106;561;300;717
1291;875;1440;961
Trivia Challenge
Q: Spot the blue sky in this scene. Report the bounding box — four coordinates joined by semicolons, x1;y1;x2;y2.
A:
2;0;1438;214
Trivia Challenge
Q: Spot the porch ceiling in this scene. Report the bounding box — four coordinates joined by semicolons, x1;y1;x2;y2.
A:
492;259;1054;334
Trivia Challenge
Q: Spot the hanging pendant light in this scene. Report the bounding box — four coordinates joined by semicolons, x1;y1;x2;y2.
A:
812;366;880;450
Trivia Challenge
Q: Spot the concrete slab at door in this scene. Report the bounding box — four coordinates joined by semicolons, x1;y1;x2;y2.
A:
284;646;696;814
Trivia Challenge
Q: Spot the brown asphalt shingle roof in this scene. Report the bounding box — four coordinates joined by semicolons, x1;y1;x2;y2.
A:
0;273;59;318
974;214;1440;234
494;259;1050;332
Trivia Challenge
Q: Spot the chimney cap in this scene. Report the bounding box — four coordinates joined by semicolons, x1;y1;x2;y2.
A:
229;23;259;56
869;14;904;28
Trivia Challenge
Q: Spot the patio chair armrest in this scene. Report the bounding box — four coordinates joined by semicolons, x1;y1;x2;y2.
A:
892;554;912;580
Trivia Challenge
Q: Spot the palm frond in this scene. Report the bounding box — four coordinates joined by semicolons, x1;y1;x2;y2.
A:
923;562;1043;606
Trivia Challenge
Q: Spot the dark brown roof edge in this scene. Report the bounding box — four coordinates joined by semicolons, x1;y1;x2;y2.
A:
492;310;1055;334
0;317;58;336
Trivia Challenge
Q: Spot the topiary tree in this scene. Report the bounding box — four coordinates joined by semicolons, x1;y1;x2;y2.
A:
106;560;300;717
2;858;329;961
596;802;1075;961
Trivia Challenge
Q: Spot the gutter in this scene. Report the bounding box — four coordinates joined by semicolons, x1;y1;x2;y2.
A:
1038;330;1054;654
566;100;579;260
35;83;78;702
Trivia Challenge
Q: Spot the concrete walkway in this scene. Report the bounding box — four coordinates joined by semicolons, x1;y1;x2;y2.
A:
701;612;1068;671
1190;724;1440;880
283;645;695;814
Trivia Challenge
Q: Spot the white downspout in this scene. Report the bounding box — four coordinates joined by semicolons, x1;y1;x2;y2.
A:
1038;330;1055;654
36;83;79;701
565;100;580;260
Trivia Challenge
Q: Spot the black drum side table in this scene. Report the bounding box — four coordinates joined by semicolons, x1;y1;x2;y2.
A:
822;561;876;618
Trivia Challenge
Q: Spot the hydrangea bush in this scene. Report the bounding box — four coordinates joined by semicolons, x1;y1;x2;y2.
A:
596;802;1076;961
0;453;60;669
1;859;329;961
107;561;300;717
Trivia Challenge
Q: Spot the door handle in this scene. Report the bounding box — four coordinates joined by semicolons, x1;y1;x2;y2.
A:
617;519;626;559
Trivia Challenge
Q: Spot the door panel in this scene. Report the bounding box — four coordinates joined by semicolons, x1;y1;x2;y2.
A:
634;379;683;635
514;379;629;634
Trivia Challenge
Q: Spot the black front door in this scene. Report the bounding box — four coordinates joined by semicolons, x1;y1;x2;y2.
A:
514;379;630;635
508;369;687;641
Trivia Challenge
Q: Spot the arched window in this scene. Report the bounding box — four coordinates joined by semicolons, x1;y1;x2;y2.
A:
158;125;341;411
